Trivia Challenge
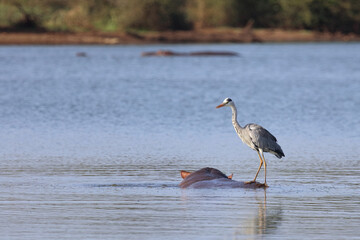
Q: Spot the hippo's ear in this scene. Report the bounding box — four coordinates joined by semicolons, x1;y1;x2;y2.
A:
228;173;233;179
180;170;192;179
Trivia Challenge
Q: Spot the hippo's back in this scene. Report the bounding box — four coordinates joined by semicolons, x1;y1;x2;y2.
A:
180;167;265;189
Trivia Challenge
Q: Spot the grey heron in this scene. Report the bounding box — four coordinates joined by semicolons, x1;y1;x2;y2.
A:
216;98;284;185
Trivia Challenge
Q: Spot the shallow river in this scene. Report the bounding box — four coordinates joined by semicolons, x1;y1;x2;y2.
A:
0;43;359;239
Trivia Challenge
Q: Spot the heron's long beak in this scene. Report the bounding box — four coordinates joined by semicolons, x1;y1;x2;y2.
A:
216;103;225;108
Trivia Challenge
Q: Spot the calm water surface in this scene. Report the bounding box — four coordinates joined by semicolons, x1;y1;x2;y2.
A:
0;43;359;239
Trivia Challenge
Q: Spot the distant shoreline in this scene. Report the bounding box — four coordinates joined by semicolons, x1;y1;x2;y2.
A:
1;28;359;45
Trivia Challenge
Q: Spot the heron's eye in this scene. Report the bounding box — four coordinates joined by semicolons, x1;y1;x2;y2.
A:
227;98;232;102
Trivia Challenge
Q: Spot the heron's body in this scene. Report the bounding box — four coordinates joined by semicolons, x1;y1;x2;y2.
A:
217;98;284;185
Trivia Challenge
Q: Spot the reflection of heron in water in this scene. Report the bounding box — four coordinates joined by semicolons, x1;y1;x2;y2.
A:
216;98;285;186
233;190;283;238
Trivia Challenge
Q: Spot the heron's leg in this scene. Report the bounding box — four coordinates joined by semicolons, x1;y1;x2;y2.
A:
261;151;268;186
246;151;263;184
253;150;264;182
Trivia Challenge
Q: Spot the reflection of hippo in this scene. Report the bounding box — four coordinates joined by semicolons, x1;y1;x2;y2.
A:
142;50;238;57
180;167;267;189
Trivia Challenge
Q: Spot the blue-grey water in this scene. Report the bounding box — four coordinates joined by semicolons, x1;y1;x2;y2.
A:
0;43;359;239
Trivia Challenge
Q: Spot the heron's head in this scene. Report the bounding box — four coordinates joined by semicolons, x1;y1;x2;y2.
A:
216;98;233;108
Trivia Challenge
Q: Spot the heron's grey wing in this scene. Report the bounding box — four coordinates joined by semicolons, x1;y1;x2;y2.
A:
246;124;284;158
245;124;277;150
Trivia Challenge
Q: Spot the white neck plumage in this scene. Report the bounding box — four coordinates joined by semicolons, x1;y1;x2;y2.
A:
230;104;244;136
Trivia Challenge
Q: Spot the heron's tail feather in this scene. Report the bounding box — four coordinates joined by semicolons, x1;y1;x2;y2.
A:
270;146;285;159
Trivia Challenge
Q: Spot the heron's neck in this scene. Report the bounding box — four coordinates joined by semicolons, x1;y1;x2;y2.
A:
230;104;244;134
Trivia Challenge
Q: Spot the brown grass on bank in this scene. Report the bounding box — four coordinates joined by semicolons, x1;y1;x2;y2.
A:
0;28;359;45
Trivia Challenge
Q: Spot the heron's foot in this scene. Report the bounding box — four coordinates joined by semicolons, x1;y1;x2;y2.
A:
245;180;269;188
245;180;256;184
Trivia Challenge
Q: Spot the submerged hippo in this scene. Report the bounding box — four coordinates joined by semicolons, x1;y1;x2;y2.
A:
141;50;239;57
180;167;267;189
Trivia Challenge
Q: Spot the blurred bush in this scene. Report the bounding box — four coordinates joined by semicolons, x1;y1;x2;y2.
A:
308;0;360;33
0;0;359;33
117;0;190;31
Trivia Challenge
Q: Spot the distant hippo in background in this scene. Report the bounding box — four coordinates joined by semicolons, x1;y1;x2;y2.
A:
141;50;239;57
180;167;267;189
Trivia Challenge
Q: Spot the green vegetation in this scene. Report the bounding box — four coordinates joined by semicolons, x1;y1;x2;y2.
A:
0;0;359;34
